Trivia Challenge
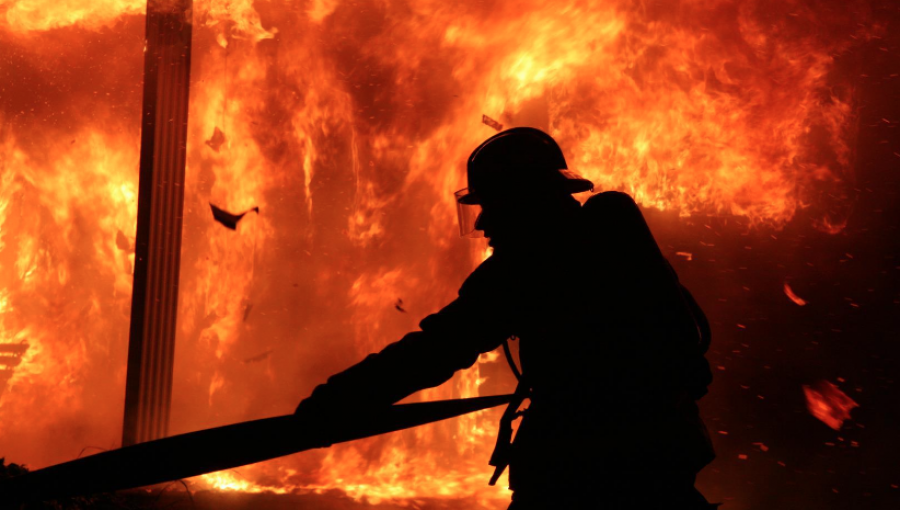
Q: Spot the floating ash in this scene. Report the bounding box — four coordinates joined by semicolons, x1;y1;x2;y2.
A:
803;380;859;431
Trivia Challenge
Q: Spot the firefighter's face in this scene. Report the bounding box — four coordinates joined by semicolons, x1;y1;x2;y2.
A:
474;197;534;243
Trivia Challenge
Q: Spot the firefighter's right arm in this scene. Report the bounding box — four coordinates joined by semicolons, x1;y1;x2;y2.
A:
295;257;513;415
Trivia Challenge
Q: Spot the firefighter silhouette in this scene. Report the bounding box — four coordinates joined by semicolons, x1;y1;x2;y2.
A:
297;127;716;509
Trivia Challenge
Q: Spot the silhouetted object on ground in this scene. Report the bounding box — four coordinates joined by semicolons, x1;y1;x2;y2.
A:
297;127;716;509
210;203;259;230
0;395;511;506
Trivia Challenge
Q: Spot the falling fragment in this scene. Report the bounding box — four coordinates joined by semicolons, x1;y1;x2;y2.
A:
210;203;260;230
115;230;133;253
395;298;407;313
675;251;693;261
482;114;503;131
243;349;273;364
803;380;859;430
783;282;807;306
205;127;227;152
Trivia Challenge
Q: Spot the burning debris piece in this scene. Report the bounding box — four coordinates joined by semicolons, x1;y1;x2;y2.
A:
0;343;28;398
482;114;503;131
803;380;859;430
205;127;227;152
784;282;808;306
210;203;259;230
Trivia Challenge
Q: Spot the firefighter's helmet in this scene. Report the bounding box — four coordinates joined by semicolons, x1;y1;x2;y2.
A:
455;127;593;237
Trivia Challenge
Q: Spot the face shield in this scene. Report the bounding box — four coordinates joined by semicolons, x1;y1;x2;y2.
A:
454;188;484;238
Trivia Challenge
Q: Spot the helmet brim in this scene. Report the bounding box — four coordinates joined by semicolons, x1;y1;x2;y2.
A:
457;170;594;205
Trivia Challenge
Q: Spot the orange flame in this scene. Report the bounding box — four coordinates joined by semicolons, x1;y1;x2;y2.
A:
0;0;878;505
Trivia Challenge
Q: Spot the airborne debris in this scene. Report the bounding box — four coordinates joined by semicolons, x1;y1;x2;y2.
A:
243;349;273;364
210;203;259;230
675;251;693;261
205;127;226;152
803;380;859;430
783;282;807;306
115;230;133;253
482;115;503;131
243;303;253;322
395;298;406;313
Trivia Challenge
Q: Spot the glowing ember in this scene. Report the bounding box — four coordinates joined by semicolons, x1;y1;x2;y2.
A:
803;380;859;430
784;282;808;306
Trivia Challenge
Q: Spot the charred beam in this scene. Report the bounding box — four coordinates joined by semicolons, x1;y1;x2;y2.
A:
122;0;194;447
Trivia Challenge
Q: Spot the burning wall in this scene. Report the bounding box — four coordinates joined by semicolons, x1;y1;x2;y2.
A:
0;0;886;508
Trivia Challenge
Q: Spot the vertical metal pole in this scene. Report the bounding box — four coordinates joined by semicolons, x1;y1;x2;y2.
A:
122;0;193;447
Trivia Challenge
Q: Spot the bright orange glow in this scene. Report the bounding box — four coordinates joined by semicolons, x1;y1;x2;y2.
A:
1;0;144;32
0;0;876;506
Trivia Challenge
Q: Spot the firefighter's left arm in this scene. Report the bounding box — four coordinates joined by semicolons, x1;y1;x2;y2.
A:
296;262;512;415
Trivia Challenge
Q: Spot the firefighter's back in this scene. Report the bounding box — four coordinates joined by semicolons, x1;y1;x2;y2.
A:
504;192;714;508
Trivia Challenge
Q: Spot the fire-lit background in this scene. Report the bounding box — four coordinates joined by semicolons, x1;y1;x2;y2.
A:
1;0;899;509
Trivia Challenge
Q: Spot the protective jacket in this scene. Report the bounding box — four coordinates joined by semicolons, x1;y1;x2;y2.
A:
299;192;715;507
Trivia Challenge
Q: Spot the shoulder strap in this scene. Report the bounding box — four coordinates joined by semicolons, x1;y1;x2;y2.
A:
502;336;523;382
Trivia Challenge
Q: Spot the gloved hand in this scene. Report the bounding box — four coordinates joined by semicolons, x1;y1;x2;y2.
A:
294;383;341;417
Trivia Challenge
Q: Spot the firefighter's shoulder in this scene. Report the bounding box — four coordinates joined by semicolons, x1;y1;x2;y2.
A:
458;251;511;299
582;190;638;218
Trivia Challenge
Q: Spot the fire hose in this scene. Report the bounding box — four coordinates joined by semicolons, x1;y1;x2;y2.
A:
0;394;512;506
